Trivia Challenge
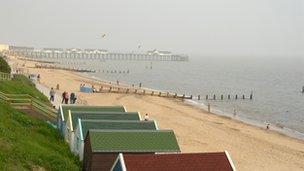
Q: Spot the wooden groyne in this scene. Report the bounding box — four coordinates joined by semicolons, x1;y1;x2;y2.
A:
34;64;95;73
18;57;57;64
87;84;253;102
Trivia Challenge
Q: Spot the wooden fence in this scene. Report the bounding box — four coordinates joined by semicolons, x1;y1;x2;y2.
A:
0;71;11;81
0;91;57;119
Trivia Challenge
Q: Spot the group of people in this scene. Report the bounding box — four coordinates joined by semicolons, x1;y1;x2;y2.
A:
49;88;77;104
62;91;77;104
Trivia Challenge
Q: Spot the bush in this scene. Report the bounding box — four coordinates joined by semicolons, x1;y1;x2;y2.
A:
0;55;11;73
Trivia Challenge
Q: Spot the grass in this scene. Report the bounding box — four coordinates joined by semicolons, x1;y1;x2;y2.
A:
0;73;81;170
0;75;49;103
0;101;81;170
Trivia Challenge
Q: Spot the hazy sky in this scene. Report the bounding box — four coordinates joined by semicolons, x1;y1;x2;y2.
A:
0;0;303;56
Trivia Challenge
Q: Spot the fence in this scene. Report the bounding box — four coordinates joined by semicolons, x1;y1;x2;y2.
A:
0;71;11;81
0;91;57;119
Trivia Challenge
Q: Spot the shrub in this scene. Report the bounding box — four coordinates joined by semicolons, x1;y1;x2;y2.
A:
0;55;11;73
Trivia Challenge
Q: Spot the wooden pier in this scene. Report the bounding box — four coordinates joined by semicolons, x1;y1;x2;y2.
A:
6;49;189;62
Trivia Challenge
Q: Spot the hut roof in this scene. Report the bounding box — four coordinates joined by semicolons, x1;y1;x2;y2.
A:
69;112;140;131
78;119;158;140
59;105;126;121
116;152;236;171
86;130;180;153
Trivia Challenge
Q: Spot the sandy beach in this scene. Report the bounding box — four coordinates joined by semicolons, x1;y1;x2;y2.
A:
11;57;304;171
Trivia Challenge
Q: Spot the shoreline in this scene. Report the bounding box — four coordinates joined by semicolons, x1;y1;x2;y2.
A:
78;71;304;141
9;56;304;170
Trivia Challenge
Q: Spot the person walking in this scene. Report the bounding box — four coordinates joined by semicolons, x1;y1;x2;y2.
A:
64;92;69;104
49;87;55;102
61;91;66;104
144;113;149;121
70;92;77;104
37;74;41;83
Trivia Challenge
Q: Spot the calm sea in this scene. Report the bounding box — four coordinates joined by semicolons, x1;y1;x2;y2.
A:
56;56;304;139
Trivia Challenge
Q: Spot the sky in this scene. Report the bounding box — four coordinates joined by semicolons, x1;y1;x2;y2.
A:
0;0;303;57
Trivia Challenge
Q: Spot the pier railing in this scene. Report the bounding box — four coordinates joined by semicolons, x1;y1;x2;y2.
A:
0;91;57;119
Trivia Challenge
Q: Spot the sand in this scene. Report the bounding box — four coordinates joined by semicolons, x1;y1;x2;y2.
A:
10;57;304;170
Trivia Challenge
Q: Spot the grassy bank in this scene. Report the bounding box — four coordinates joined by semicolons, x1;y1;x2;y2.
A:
0;68;81;169
0;75;49;103
0;101;81;170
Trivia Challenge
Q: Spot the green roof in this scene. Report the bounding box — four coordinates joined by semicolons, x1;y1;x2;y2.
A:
79;120;157;140
70;112;140;130
88;130;180;153
60;105;126;121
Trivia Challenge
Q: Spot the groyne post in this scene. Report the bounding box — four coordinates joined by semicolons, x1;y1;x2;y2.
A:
198;95;201;100
135;89;138;93
158;92;161;96
143;90;146;95
206;95;208;100
190;95;193;99
250;93;253;100
174;93;177;98
126;89;129;94
221;95;223;100
109;87;112;92
167;92;169;97
235;94;238;99
213;94;216;100
182;94;185;99
242;94;245;99
228;94;230;99
207;104;211;113
151;91;154;96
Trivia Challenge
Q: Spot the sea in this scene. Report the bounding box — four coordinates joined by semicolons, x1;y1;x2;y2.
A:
51;56;304;139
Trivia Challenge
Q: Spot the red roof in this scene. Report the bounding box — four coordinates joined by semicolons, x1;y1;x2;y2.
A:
122;152;235;171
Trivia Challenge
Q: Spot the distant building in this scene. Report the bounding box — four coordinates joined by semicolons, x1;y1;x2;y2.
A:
147;49;172;56
0;44;9;52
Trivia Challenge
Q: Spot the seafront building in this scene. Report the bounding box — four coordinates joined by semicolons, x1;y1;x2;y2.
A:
0;44;188;61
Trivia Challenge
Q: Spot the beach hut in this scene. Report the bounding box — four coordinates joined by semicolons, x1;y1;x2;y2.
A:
111;152;236;171
57;104;126;135
83;130;180;171
73;119;158;160
64;111;141;147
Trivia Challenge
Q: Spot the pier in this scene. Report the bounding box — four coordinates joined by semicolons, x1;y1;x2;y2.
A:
4;46;189;62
